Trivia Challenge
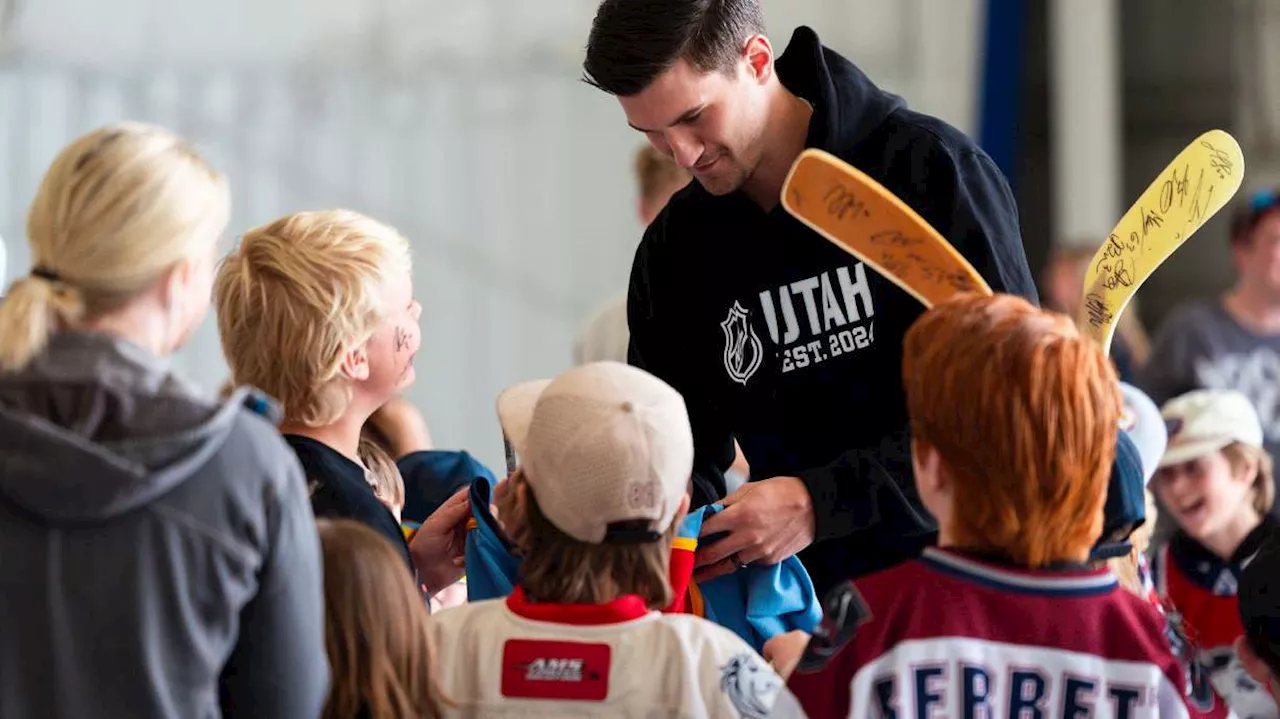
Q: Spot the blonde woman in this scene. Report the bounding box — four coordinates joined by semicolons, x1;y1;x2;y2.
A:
0;123;329;718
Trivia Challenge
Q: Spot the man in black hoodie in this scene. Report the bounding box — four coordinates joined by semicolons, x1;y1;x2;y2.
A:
583;0;1038;596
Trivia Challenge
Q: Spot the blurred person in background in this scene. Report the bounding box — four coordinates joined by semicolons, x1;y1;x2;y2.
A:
575;144;751;489
318;519;443;719
582;0;1038;597
0;122;329;719
1151;389;1279;718
572;145;689;368
1042;243;1152;383
1143;189;1280;484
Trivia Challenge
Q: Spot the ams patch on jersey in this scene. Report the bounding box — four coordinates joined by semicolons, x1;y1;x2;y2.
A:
501;640;611;701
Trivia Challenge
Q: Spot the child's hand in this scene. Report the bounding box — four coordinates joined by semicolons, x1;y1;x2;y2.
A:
409;488;469;593
763;630;811;679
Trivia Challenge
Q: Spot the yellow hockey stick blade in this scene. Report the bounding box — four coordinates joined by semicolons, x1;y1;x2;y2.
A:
1081;130;1245;352
781;148;992;308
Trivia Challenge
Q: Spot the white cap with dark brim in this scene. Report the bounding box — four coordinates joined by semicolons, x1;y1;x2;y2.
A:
494;361;693;545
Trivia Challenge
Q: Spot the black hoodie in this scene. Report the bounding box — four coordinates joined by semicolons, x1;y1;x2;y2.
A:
627;27;1038;595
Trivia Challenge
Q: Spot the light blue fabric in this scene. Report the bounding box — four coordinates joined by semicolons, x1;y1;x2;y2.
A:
684;505;823;652
463;477;519;602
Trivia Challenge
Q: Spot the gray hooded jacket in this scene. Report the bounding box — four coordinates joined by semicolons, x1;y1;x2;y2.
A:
0;332;329;718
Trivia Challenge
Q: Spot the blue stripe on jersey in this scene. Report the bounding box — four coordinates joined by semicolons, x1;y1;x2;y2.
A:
922;548;1118;598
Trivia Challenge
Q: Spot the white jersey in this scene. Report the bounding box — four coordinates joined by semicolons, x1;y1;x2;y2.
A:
427;586;787;718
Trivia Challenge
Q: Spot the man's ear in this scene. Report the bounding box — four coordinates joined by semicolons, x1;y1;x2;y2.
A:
340;345;371;381
742;34;774;84
912;439;945;494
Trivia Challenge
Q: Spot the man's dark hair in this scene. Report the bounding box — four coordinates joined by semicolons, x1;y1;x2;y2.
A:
583;0;766;97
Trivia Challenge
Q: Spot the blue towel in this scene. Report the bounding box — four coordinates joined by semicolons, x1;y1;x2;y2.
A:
398;450;497;524
682;505;823;652
463;477;519;601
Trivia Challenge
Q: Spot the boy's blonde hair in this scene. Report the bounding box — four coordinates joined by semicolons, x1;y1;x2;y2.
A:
1224;442;1276;516
496;469;677;609
213;210;411;426
0;122;230;371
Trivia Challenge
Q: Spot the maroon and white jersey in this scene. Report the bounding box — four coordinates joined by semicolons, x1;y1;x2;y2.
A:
426;585;789;718
787;547;1232;718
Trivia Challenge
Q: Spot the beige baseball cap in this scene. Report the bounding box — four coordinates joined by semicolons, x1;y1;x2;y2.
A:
495;361;694;544
1159;389;1264;468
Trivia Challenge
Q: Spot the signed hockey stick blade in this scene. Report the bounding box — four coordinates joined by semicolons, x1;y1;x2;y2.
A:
781;148;992;308
1081;130;1245;352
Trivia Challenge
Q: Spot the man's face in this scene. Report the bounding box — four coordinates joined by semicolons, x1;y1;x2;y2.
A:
619;56;768;197
1235;211;1280;300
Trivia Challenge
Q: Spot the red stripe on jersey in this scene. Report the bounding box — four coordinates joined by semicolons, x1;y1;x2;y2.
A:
506;586;650;625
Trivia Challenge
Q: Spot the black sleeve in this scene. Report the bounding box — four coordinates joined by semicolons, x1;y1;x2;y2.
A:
943;149;1040;304
627;219;736;507
219;457;329;718
796;426;935;546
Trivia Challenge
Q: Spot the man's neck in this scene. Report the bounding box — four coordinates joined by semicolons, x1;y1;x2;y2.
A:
742;86;814;210
1224;286;1280;335
280;414;368;464
1199;507;1262;562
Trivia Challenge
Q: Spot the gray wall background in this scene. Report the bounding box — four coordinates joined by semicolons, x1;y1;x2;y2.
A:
0;0;982;470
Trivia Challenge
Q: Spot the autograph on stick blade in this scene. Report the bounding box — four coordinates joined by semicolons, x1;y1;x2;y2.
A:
781;148;991;308
1081;130;1245;353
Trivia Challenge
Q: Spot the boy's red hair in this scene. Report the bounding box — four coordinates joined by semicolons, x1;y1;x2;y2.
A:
902;293;1120;567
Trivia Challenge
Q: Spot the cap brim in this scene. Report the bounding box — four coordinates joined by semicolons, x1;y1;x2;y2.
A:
495;379;552;457
1158;437;1233;469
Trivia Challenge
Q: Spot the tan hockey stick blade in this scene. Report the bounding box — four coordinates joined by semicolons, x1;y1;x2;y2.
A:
1081;129;1245;353
781;148;992;308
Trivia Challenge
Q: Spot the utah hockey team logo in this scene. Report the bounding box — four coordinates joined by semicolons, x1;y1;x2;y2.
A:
721;301;763;385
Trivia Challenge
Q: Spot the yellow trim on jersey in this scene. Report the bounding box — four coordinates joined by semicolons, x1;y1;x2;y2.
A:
671;537;698;552
687;581;706;618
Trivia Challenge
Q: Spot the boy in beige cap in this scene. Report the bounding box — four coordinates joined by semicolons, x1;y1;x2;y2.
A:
1151;389;1279;718
426;361;788;717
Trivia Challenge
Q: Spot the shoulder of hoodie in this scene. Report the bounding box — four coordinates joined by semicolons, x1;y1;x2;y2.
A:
868;104;1002;178
213;391;305;494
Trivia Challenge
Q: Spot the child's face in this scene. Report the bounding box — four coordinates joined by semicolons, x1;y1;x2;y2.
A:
361;267;422;405
1153;450;1254;540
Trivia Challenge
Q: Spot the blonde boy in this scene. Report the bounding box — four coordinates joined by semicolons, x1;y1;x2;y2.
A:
427;361;788;717
214;210;464;595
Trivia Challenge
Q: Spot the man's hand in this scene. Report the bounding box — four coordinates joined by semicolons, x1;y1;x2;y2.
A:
693;476;815;583
409;487;469;595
